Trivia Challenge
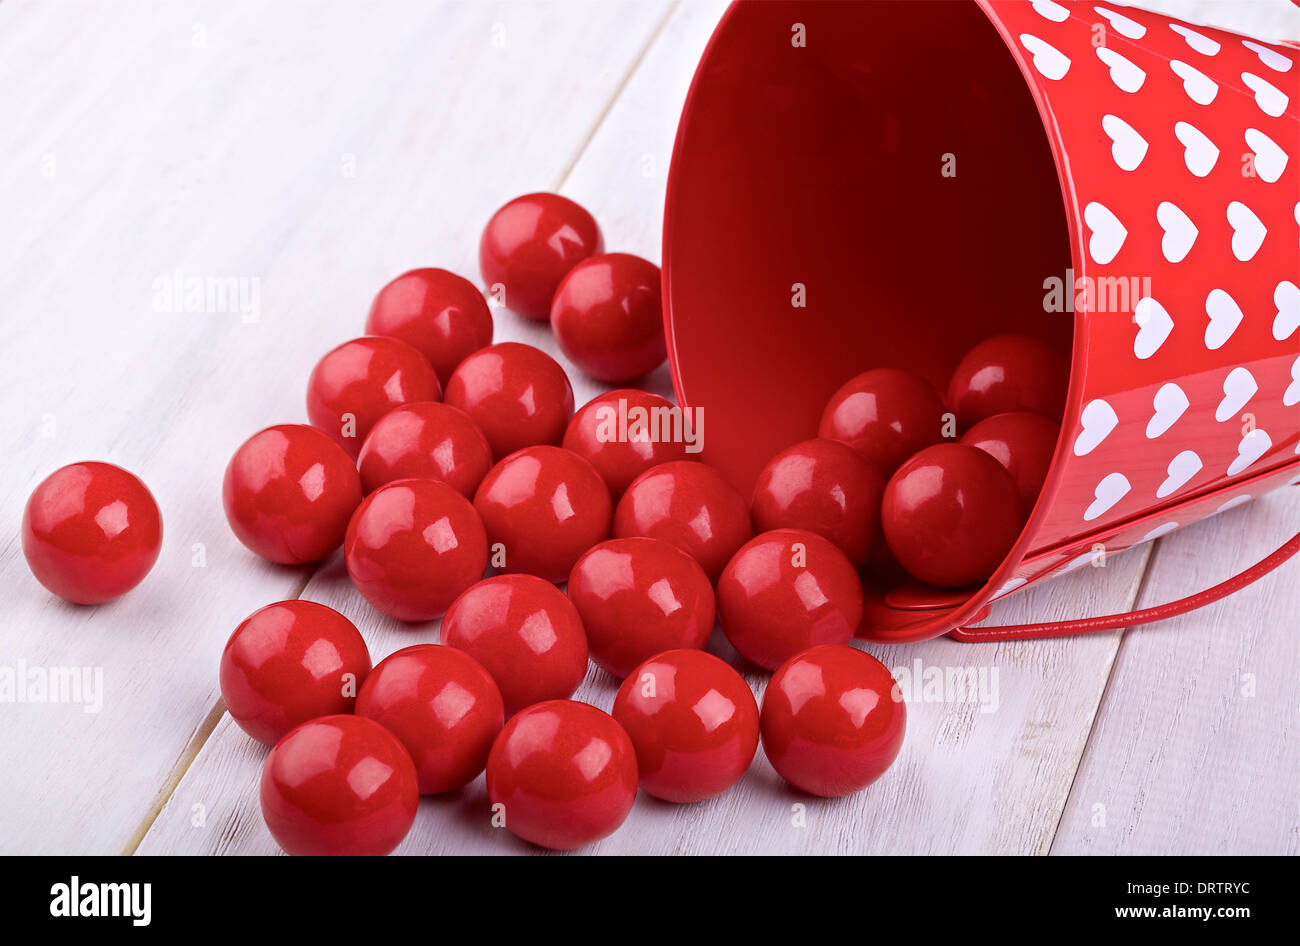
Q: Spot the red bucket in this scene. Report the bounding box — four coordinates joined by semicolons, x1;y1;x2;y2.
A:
662;0;1299;643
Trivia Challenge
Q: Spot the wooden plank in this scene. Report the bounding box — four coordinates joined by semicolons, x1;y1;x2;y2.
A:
0;0;673;855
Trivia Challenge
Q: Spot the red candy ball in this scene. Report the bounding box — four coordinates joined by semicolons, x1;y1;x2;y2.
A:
567;537;715;680
946;333;1068;429
760;644;906;798
260;715;418;856
818;368;948;477
356;644;503;794
562;389;694;500
223;424;362;565
444;342;575;459
22;462;163;604
306;336;441;458
357;401;492;498
344;478;488;621
612;649;758;803
474;445;611;583
717;529;863;671
479;192;603;322
365;268;493;387
750;438;884;569
550;253;666;382
614;461;752;583
959;411;1060;510
441;574;589;716
881;443;1025;588
486;699;637;850
220;600;372;747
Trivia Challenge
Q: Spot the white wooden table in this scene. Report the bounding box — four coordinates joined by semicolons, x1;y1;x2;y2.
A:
2;0;1297;856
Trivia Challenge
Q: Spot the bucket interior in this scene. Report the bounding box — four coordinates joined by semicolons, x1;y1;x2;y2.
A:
665;0;1074;497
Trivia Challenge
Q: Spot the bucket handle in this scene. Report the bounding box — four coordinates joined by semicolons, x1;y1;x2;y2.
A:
949;532;1300;642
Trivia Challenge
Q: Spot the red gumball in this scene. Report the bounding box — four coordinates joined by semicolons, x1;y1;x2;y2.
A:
881;443;1024;589
717;529;862;671
959;411;1060;510
444;342;575;459
550;253;665;382
365;268;494;386
818;368;948;477
223;424;362;565
220;600;371;747
441;574;589;716
946;333;1068;429
479;192;603;322
22;462;163;605
356;644;503;794
613;649;758;803
344;478;488;621
474;446;611;583
357;401;492;498
567;537;715;680
760;644;905;798
485;699;637;850
307;336;441;458
562;389;695;501
260;715;418;856
750;438;884;569
613;461;752;583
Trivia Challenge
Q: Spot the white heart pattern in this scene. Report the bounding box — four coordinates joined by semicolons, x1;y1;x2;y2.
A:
1085;201;1126;264
1146;382;1189;438
1242;72;1289;117
1142;521;1180;542
1157;450;1202;497
1204;289;1243;350
1021;34;1071;80
1097;46;1145;92
1245;128;1288;184
1174;121;1218;177
1074;399;1118;455
1133;296;1173;359
1156;201;1197;262
1227;429;1271;476
1284;356;1300;407
1215;366;1257;422
1085;472;1131;521
1031;0;1070;23
1226;201;1266;261
1094;6;1146;39
1170;23;1220;56
1170;59;1218;105
1216;495;1252;514
1102;114;1147;171
1242;39;1294;73
1272;281;1299;342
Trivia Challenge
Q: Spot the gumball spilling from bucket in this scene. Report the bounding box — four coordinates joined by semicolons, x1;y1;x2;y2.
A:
444;342;575;459
563;388;695;500
959;411;1060;511
357;401;493;498
365;268;494;387
551;253;666;382
946;333;1067;430
818;368;948;477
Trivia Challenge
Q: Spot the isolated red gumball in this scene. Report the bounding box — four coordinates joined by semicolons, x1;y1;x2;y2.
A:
568;537;715;680
818;368;948;477
750;438;884;569
444;342;575;459
760;644;905;798
550;253;666;382
946;334;1068;429
881;443;1024;588
479;192;603;322
441;574;589;716
357;401;493;498
614;461;752;583
22;462;163;605
223;424;362;565
563;389;695;500
613;649;758;803
474;446;611;583
356;644;504;794
220;600;371;747
365;268;494;386
959;411;1060;510
486;700;637;850
717;529;862;671
344;478;488;621
306;336;441;458
260;715;418;856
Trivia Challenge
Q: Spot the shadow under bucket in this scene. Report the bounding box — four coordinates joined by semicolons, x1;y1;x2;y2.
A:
662;0;1300;642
